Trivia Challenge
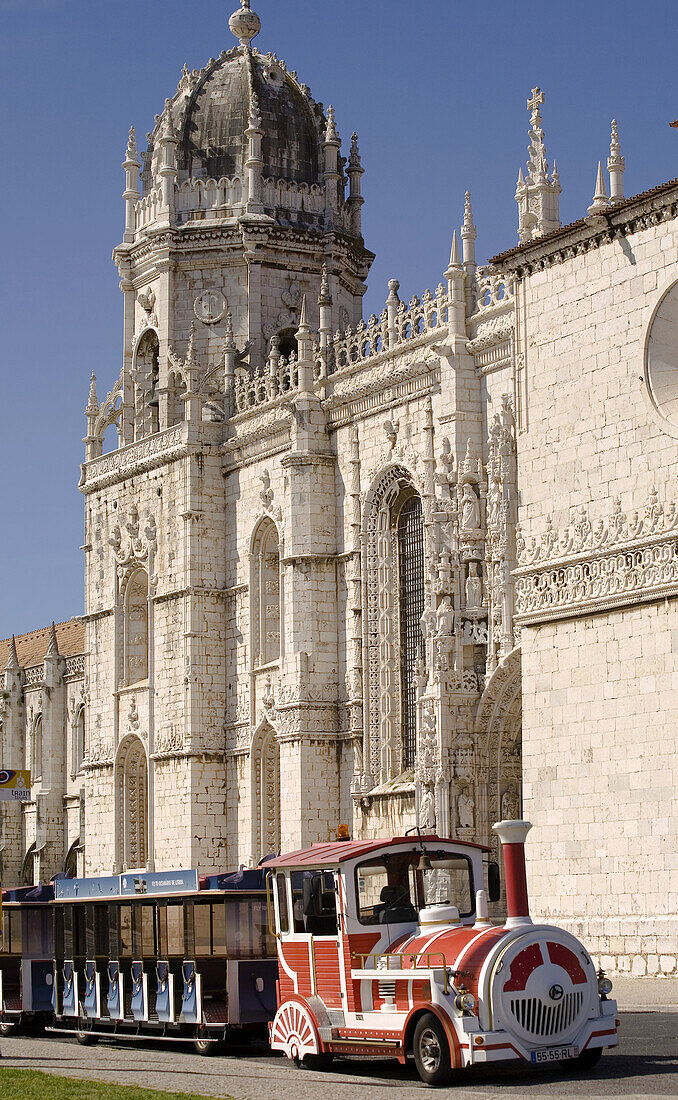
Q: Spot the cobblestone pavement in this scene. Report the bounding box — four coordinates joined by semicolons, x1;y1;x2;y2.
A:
1;1008;677;1100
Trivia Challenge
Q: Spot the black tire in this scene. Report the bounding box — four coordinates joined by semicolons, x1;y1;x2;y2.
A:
297;1052;334;1072
0;1019;18;1036
566;1046;603;1070
193;1036;223;1056
75;1029;99;1045
413;1012;453;1088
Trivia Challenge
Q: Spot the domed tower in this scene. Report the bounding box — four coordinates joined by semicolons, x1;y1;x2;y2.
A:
81;2;373;876
111;0;372;443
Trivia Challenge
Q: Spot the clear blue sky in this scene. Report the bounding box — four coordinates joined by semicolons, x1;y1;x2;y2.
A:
1;0;676;639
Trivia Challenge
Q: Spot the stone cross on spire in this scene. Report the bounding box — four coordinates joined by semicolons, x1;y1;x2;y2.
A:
516;86;561;243
527;86;544;118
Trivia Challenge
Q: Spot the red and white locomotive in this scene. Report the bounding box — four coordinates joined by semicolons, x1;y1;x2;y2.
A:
268;820;618;1087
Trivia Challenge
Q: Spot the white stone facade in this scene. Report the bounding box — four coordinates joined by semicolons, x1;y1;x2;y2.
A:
1;9;676;977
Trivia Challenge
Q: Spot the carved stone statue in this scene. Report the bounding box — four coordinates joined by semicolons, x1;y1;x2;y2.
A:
461;483;481;533
435;595;454;636
419;605;437;638
419;785;436;831
465;561;483;608
458;787;474;829
501;785;520;820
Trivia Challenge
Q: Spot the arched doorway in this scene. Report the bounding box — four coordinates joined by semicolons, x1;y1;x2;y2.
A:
475;646;522;852
251;720;281;861
116;735;148;870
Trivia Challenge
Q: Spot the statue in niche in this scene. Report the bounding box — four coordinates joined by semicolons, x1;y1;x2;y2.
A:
419;785;436;831
435;596;454;636
420;604;437;639
501;785;520;820
460;483;481;533
465;562;483;609
458;787;474;829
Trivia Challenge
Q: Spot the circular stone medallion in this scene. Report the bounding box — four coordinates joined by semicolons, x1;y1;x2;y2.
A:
194;290;227;324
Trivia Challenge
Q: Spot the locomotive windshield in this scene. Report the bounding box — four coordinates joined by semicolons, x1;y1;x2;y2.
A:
355;850;474;924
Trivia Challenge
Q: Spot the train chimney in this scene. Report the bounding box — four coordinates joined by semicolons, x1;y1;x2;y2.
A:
492;819;533;927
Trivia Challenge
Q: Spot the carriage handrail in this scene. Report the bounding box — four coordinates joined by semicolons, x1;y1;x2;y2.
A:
350;951;450;994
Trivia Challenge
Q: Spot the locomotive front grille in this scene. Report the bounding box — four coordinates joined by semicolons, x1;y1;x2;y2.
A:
507;990;584;1038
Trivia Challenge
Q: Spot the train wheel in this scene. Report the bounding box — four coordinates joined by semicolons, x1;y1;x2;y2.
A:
0;1019;18;1036
413;1013;453;1088
193;1035;223;1056
75;1020;99;1045
565;1046;603;1070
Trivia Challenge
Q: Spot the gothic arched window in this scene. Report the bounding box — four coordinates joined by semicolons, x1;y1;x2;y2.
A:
74;706;86;773
363;468;425;786
32;714;43;782
397;494;425;768
251;519;281;668
134;329;160;439
123;568;149;685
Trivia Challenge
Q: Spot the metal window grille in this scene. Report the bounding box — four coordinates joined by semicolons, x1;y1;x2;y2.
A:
397;496;424;768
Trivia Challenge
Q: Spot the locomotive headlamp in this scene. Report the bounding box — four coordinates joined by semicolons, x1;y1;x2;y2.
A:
455;990;476;1013
598;976;613;998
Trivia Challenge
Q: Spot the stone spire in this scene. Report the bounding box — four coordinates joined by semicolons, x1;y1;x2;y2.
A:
516;87;561;243
5;635;19;671
122;126;141;244
461;190;477;315
323;106;342;218
587;161;611;216
445;231;465;337
607;119;625;202
45;622;60;658
346;133;364;237
86;372;98;415
295;296;314;391
229;0;261;47
318;263;333;351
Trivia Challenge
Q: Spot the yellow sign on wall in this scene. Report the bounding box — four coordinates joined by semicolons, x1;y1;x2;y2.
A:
0;770;31;801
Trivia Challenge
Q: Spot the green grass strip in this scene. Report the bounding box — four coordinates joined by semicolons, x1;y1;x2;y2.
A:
0;1067;231;1100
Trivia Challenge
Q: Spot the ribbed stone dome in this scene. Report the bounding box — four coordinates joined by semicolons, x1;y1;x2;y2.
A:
176;49;323;186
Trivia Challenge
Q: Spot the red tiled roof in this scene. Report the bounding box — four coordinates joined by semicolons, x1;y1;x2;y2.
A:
267;834;489;868
0;618;85;670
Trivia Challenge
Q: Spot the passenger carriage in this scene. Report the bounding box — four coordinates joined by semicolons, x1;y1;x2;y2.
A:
51;866;277;1051
267;820;618;1086
0;883;54;1034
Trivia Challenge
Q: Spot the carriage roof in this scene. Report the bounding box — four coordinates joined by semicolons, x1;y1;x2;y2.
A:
266;834;489;869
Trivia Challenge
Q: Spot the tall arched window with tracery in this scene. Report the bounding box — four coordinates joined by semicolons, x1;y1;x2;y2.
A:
32;714;43;782
117;735;148;870
134;329;160;439
123;568;149;685
363;467;425;785
397;494;425;768
73;705;86;773
251;519;281;668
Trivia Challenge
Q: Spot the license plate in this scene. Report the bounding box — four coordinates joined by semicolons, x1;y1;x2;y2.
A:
531;1045;578;1064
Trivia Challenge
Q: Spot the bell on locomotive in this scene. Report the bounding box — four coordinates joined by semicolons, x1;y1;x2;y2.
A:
267;820;618;1087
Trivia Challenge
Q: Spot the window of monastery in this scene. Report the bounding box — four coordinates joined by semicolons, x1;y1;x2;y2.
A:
251;519;281;667
32;714;43;782
73;705;85;773
134;329;160;439
397;494;425;769
123;568;149;685
645;280;678;434
364;469;425;784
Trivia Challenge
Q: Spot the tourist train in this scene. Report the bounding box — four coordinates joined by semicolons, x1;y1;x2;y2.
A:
0;820;618;1085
